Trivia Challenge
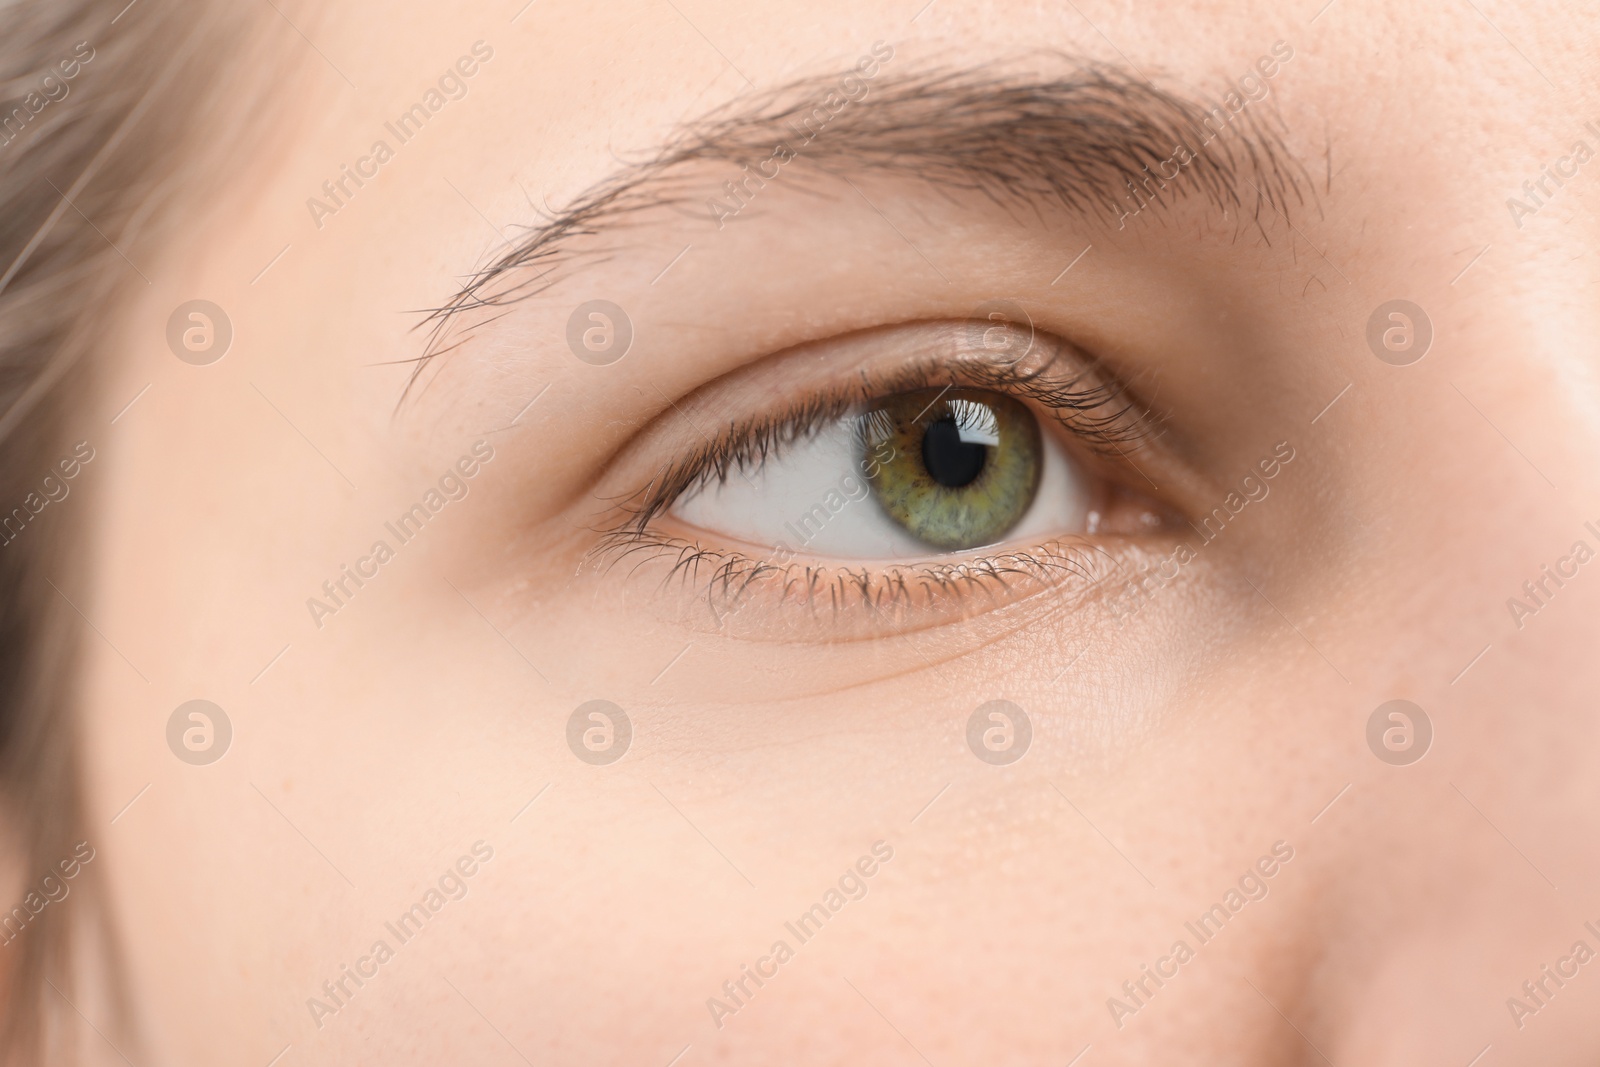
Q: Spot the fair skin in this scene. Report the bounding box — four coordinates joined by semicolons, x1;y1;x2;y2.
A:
58;0;1600;1063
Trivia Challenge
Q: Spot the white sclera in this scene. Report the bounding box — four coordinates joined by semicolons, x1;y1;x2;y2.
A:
671;409;1093;560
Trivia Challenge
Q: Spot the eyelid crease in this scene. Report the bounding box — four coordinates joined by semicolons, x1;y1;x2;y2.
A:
591;328;1157;561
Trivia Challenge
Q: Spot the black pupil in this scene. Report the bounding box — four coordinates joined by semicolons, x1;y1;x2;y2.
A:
921;414;987;488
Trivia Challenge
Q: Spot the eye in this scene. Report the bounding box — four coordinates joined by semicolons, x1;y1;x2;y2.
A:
591;319;1177;621
672;385;1093;559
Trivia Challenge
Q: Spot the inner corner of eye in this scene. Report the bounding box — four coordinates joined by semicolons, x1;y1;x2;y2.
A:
663;388;1103;561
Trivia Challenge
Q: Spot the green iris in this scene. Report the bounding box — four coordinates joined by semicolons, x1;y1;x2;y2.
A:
862;387;1042;550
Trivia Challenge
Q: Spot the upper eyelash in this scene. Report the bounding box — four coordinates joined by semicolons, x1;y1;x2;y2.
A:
592;335;1155;556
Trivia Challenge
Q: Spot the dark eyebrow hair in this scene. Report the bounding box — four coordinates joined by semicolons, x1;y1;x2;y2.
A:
409;58;1311;392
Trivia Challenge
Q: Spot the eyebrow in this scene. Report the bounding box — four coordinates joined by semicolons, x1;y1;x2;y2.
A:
411;59;1311;386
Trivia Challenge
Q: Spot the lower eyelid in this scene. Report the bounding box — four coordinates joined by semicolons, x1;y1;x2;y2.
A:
587;525;1192;640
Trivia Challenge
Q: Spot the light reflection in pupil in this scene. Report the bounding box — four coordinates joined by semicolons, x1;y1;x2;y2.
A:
922;416;987;488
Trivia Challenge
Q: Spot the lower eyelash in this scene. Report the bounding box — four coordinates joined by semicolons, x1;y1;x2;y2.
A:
591;527;1119;622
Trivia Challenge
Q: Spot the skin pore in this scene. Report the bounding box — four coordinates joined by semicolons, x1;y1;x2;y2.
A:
50;0;1600;1063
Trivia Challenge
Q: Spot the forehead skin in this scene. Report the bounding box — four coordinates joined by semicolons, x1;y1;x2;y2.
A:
74;1;1600;1065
